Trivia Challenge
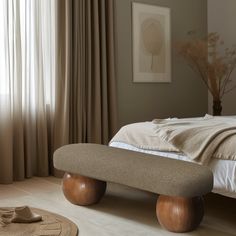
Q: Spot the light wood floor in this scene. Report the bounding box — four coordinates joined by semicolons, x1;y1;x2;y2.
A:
0;177;236;236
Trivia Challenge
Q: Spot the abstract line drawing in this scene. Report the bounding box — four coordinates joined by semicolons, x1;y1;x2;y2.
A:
132;3;171;83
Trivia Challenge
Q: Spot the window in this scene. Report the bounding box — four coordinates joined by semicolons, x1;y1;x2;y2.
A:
0;0;56;107
0;0;9;95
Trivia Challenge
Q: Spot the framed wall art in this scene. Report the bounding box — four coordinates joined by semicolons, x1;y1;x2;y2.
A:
132;3;171;83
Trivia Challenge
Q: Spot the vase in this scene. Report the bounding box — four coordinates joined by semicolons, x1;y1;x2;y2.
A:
212;100;222;116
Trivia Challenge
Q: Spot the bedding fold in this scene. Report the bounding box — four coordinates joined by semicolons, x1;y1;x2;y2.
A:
154;117;236;163
110;116;236;164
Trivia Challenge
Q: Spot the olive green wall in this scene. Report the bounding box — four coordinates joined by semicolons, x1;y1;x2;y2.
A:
114;0;208;127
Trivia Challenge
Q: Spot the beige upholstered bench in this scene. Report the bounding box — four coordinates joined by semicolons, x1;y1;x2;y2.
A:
53;143;213;233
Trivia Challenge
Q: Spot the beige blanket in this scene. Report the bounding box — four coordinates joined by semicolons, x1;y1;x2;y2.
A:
109;122;179;152
154;116;236;164
110;116;236;164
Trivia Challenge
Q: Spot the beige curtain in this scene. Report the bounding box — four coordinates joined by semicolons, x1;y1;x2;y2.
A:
54;0;118;152
0;0;118;183
0;0;56;183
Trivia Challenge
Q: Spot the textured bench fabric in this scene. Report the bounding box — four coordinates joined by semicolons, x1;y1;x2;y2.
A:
54;143;213;197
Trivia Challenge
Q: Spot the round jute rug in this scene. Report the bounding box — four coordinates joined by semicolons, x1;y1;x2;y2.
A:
0;207;78;236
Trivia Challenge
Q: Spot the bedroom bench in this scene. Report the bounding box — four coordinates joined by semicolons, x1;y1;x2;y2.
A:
53;143;213;233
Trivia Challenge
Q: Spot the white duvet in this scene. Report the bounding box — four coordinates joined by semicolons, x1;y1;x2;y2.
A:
109;121;236;199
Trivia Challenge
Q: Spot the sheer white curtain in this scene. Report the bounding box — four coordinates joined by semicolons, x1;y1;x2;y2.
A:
0;0;56;183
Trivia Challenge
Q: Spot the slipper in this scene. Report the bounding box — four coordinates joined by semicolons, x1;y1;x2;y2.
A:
11;206;42;223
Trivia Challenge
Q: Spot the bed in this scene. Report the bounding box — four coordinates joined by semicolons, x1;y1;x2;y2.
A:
109;116;236;198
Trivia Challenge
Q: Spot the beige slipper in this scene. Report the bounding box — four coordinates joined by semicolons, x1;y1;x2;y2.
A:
11;206;42;223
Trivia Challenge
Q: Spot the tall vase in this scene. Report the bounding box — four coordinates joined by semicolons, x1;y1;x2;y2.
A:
213;100;222;116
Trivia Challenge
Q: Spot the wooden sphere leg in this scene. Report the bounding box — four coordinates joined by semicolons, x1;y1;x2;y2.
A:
62;173;107;206
156;195;204;233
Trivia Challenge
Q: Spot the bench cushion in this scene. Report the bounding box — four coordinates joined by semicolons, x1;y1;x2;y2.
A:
53;143;213;197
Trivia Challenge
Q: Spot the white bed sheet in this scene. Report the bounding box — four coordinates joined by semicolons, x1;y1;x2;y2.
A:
110;140;236;199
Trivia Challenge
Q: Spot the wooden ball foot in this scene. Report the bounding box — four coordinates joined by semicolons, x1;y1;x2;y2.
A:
156;195;204;233
62;173;106;206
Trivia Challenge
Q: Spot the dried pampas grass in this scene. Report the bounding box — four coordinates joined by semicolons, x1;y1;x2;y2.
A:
175;32;236;101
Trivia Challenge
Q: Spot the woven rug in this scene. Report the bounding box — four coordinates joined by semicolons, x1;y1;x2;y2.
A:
0;207;78;236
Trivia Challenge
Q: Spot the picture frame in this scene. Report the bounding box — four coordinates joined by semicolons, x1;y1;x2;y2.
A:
132;2;171;83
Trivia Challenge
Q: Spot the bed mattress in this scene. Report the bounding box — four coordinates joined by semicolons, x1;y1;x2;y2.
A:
109;122;236;198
